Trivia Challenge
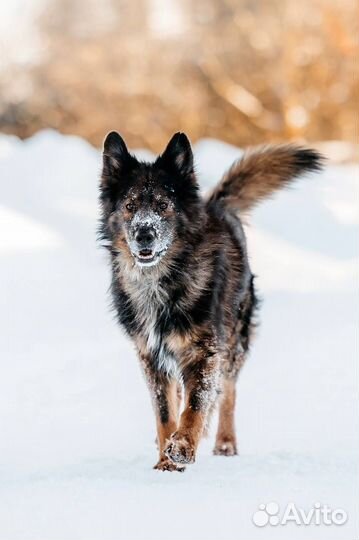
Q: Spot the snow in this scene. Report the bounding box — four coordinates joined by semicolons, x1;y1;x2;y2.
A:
0;130;357;539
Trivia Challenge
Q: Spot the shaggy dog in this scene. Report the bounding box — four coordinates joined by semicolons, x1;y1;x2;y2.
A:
99;132;323;471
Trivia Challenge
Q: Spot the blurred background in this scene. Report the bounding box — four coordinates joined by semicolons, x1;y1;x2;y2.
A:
0;3;358;539
0;0;358;151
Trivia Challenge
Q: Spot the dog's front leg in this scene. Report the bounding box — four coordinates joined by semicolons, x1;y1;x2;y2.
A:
139;351;184;471
164;352;220;465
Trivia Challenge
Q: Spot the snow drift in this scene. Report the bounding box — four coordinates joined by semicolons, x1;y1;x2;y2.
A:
0;130;357;539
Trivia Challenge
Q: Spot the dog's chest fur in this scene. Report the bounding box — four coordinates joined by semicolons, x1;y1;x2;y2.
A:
121;264;180;375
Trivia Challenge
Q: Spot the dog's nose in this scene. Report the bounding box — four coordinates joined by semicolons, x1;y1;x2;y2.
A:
135;226;156;246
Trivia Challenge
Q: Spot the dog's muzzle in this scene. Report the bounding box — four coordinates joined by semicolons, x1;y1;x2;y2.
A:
134;226;157;263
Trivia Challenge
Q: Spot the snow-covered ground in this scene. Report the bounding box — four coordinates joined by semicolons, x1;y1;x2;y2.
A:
0;130;357;540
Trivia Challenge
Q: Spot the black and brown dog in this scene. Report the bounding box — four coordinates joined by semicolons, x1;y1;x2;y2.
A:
99;132;323;471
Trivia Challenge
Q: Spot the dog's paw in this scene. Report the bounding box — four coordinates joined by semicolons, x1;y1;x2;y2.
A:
213;440;237;456
153;458;185;472
164;433;195;464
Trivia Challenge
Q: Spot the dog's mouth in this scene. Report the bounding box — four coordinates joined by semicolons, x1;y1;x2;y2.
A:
137;248;155;262
133;247;165;266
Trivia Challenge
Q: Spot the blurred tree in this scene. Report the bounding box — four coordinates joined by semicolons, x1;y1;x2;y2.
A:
0;0;357;150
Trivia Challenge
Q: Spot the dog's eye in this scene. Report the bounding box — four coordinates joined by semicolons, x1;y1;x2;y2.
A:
158;202;168;211
126;202;135;212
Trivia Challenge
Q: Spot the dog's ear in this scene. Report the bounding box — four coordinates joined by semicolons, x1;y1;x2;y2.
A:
160;132;194;176
102;131;130;174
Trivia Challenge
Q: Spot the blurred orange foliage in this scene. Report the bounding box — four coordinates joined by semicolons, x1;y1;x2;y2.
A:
0;0;357;150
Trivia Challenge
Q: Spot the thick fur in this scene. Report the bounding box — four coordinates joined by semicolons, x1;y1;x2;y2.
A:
99;132;323;471
208;144;324;213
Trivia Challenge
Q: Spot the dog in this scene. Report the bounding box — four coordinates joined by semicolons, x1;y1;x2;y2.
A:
99;132;323;471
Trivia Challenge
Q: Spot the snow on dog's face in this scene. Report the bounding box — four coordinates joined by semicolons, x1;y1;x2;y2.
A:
100;131;201;268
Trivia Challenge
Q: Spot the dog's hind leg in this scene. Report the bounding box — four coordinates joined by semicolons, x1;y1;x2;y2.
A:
213;279;257;456
213;375;238;456
213;345;247;456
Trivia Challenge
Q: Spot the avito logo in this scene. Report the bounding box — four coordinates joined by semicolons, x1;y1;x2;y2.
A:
252;501;348;527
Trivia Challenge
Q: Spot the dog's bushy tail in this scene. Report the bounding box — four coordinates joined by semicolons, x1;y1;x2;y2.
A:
207;144;324;213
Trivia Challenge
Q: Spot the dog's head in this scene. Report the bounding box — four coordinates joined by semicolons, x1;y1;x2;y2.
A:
100;131;202;267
